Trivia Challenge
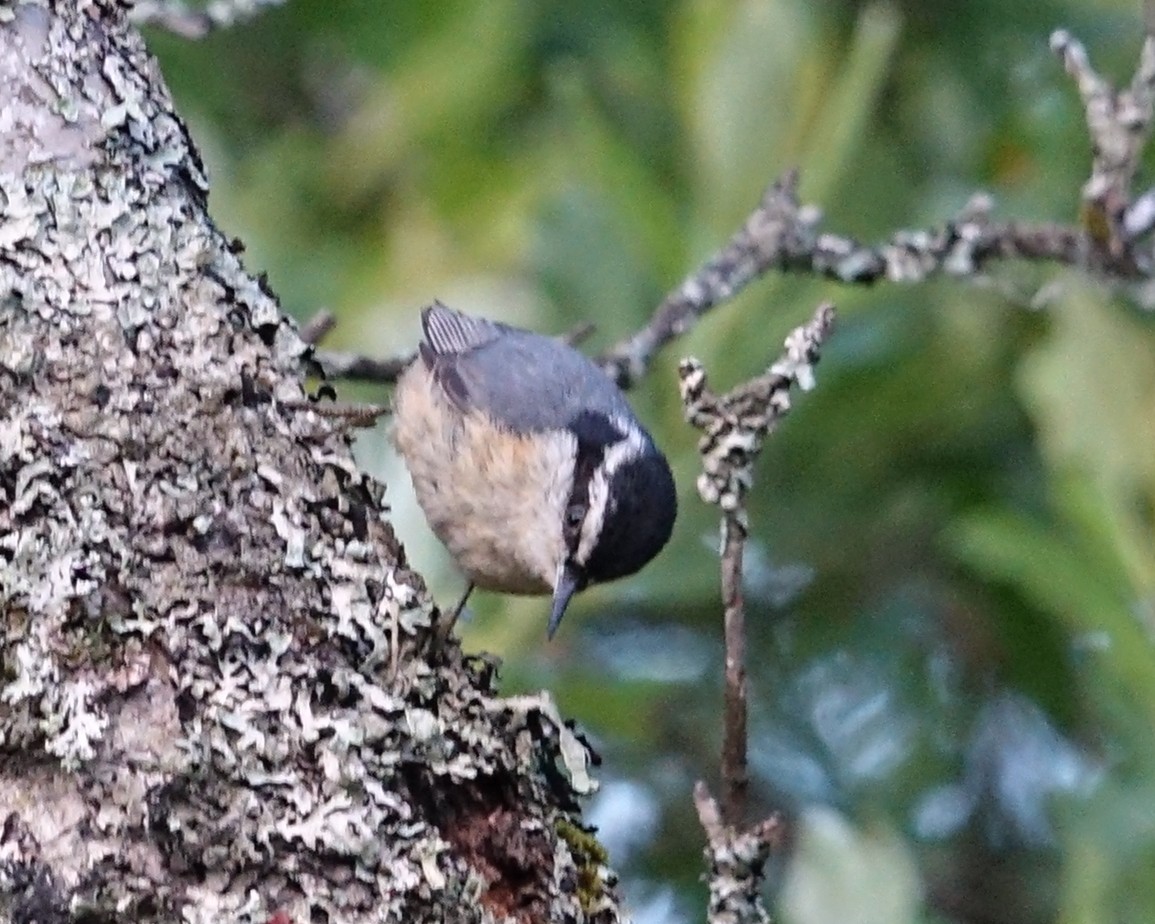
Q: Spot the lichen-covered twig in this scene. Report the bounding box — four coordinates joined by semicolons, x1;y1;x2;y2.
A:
293;311;393;424
680;302;834;858
600;175;1134;390
680;302;836;533
597;32;1155;389
130;0;286;39
1050;29;1155;264
694;781;785;924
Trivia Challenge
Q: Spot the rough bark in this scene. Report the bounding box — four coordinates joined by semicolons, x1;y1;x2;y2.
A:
0;2;611;922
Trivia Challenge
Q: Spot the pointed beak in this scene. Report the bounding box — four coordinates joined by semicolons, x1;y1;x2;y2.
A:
548;562;585;640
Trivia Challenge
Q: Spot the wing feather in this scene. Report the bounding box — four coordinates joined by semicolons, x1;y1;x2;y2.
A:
421;301;504;355
416;301;634;434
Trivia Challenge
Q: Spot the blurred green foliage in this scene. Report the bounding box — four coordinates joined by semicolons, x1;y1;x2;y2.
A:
149;2;1155;921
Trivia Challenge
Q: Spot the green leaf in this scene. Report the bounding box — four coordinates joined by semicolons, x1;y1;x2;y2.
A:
947;507;1155;722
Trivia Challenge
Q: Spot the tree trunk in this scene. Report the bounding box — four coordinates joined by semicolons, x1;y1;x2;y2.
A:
0;2;612;922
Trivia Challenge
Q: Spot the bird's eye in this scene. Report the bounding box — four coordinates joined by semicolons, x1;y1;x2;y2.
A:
565;504;585;529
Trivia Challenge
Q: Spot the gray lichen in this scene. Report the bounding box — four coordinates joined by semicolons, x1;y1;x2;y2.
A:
679;304;836;527
0;2;618;922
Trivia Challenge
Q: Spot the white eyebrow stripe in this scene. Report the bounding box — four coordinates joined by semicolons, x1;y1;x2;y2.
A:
574;421;649;566
576;470;609;566
602;417;648;476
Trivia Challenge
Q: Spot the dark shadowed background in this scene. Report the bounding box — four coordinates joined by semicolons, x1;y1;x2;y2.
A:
147;2;1155;921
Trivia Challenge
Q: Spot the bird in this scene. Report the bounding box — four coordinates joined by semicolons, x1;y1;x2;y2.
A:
392;301;676;639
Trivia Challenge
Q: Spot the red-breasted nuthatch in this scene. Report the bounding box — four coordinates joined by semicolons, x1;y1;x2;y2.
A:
393;302;677;638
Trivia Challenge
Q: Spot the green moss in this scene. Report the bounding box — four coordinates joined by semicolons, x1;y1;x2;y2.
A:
555;818;610;914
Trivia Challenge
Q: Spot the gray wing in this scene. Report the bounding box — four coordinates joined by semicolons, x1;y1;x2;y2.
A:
421;300;506;354
419;301;635;434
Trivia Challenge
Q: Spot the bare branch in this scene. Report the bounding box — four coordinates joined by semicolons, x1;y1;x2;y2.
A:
281;399;390;428
560;320;597;347
313;183;1090;393
717;515;750;825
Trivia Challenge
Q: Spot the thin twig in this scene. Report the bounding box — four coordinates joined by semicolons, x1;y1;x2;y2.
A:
681;303;834;917
311;186;1091;390
719;513;749;824
560;321;597;348
130;0;286;39
597;33;1155;389
280;399;390;428
299;309;337;346
680;303;836;526
312;350;414;384
681;302;835;835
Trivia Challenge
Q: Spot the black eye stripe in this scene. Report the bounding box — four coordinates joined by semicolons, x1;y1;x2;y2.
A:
561;412;624;555
563;442;602;552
